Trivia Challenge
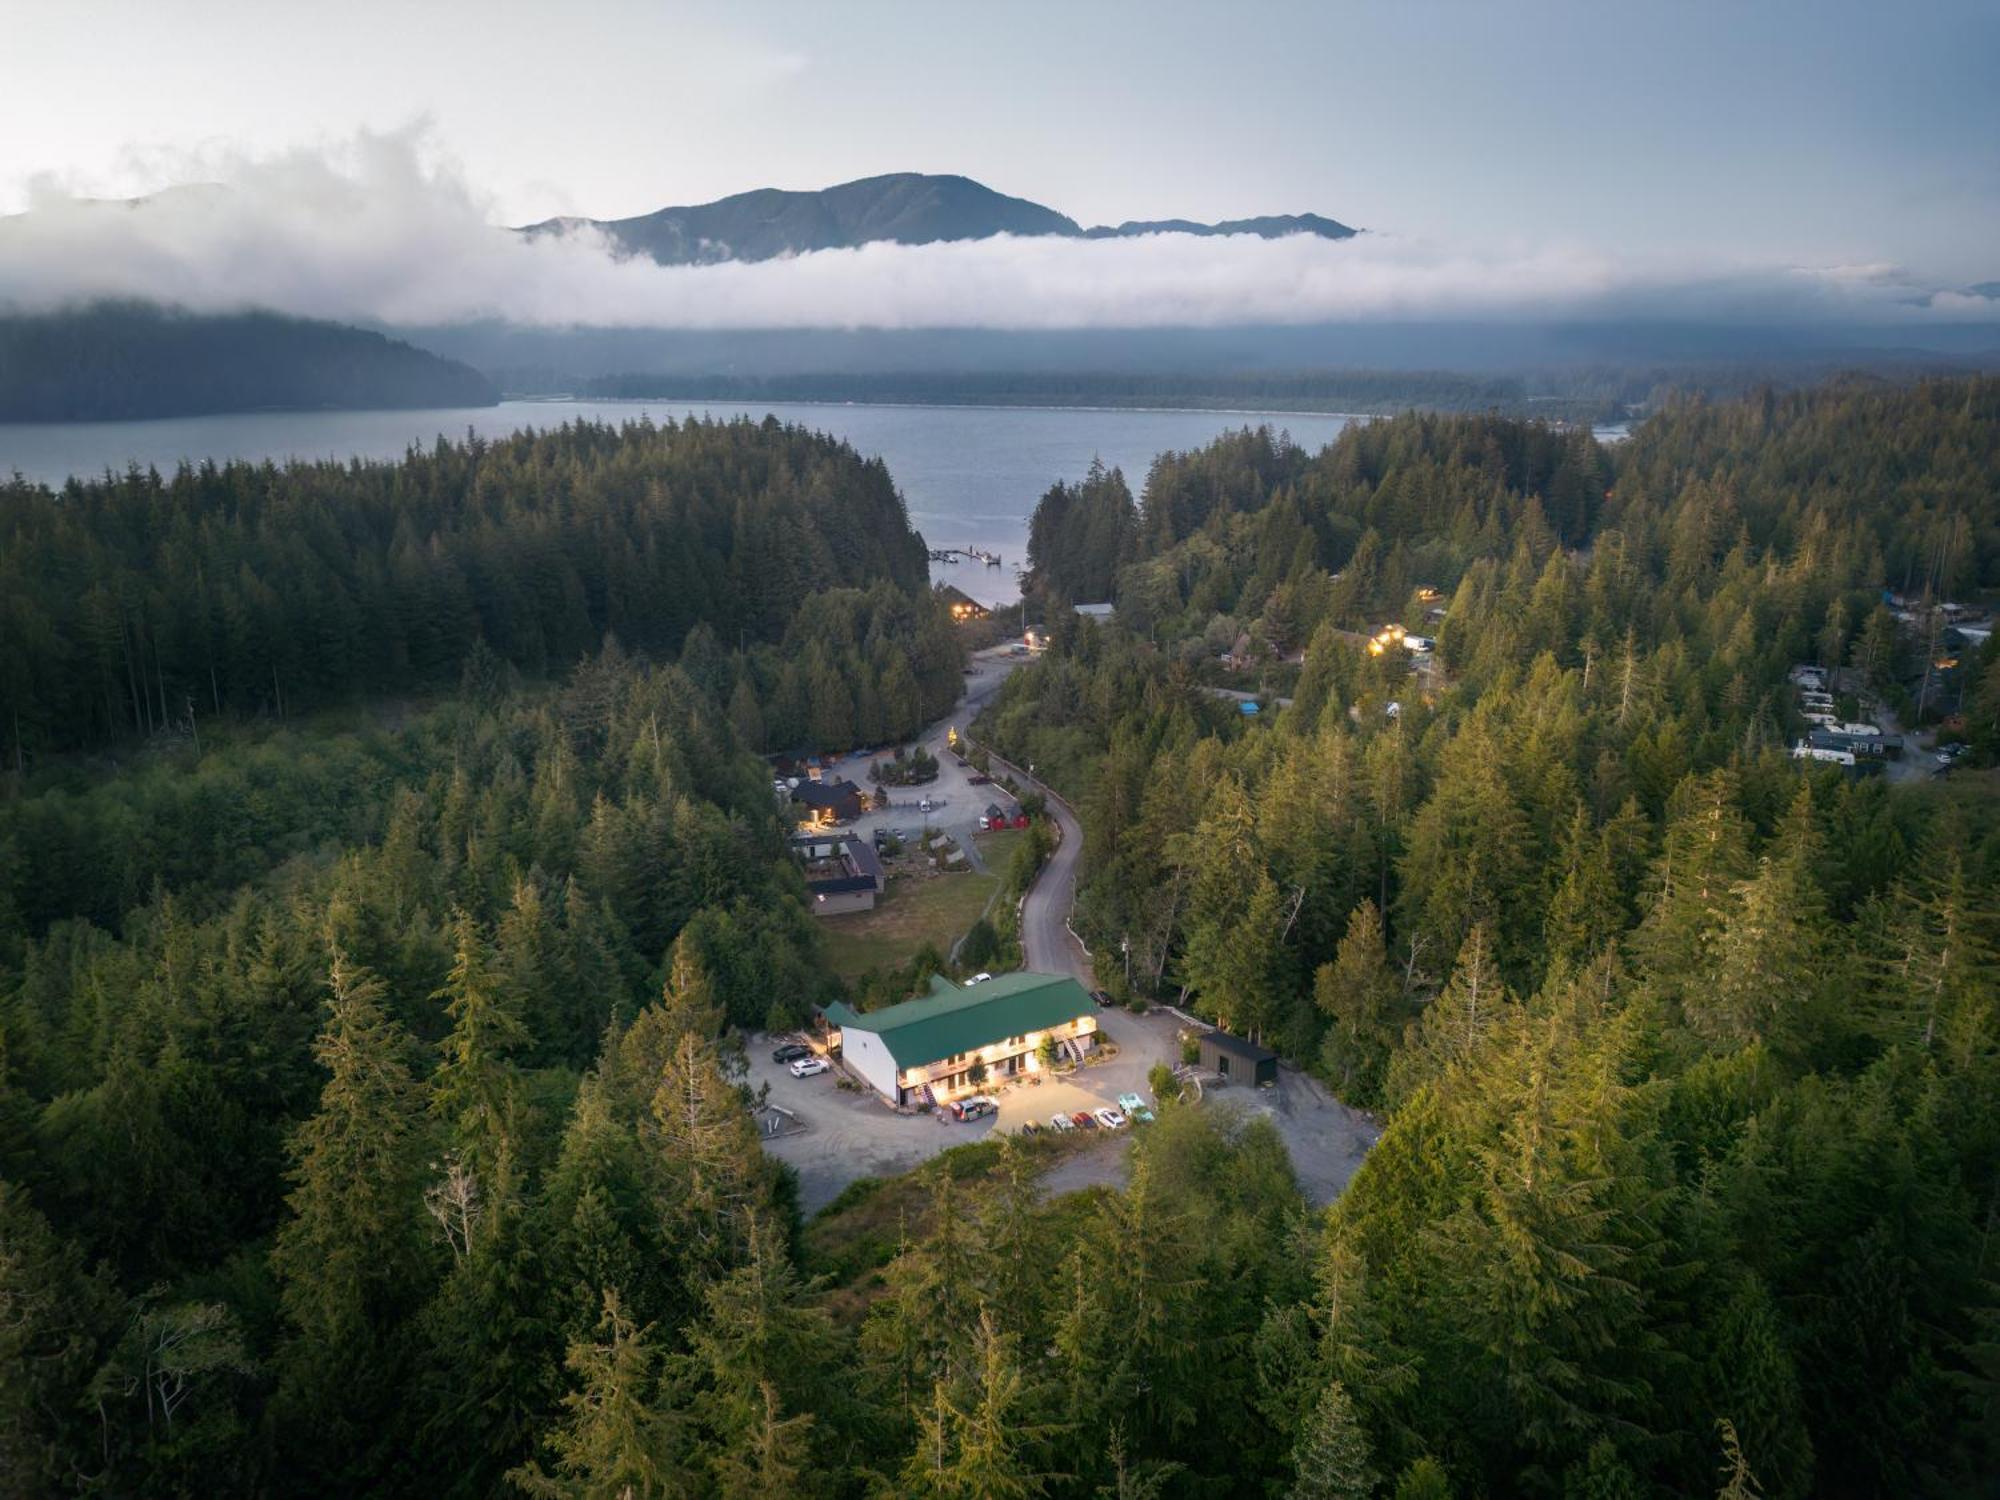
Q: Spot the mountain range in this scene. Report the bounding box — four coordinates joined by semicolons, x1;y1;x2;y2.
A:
517;172;1357;266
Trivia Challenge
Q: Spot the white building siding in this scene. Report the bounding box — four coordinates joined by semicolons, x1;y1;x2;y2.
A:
839;1025;901;1102
810;887;876;916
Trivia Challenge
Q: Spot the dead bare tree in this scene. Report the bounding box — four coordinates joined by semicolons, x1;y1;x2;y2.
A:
424;1156;482;1264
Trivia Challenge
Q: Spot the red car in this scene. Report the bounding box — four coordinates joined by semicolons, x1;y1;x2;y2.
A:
1071;1110;1098;1130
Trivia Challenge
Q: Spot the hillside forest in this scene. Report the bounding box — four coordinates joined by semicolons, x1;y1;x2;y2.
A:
1;382;1997;1497
0;303;500;423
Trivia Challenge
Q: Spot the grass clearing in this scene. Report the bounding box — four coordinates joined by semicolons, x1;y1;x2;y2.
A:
978;825;1027;875
817;867;999;981
815;827;1032;981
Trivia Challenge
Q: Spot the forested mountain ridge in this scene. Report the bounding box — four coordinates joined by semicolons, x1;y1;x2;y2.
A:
0;301;498;421
0;415;959;758
518;171;1358;265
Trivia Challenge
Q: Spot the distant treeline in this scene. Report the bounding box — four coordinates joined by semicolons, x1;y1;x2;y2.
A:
574;367;1617;418
0;416;960;758
570;359;2000;425
0;301;497;422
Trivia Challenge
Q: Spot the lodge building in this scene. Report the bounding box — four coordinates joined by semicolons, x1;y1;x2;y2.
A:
822;971;1098;1108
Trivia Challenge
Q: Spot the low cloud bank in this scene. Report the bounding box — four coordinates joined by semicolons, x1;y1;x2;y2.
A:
2;129;1992;331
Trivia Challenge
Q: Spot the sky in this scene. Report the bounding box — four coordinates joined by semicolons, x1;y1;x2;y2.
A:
2;0;1996;329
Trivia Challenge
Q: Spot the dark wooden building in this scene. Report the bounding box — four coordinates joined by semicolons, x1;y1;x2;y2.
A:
1197;1030;1278;1086
791;778;866;825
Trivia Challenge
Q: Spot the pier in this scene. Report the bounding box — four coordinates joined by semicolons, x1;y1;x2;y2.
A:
927;546;1003;566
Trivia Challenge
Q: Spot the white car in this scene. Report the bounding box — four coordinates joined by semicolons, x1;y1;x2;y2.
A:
789;1056;830;1078
1093;1107;1128;1130
1050;1113;1077;1131
966;972;993;986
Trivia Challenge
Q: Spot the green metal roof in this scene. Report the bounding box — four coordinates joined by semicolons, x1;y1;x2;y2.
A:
824;971;1094;1070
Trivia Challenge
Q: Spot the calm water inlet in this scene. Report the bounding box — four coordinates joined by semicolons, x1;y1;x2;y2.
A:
0;400;1361;606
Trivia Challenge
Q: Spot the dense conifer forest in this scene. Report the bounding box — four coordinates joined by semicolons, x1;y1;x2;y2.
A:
978;377;2000;1496
0;415;960;758
1;380;1997;1497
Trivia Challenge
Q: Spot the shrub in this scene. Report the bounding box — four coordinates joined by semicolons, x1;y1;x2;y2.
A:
959;917;999;968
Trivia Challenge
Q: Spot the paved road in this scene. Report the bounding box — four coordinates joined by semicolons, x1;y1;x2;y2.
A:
971;744;1091;982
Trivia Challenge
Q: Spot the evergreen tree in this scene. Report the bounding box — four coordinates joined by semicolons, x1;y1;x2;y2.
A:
1391;1458;1454;1500
431;907;531;1176
899;1308;1053;1500
509;1290;684;1500
1289;1380;1377;1500
1316;900;1402;1105
269;949;432;1482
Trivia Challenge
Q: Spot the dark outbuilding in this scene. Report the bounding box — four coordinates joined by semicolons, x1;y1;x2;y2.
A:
1197;1030;1278;1086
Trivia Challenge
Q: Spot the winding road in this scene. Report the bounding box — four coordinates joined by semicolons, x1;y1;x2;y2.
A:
985;749;1091;982
938;647;1092;983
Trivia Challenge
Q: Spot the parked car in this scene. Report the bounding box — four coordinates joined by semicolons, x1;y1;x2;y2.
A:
968;773;992;785
789;1056;830;1078
1093;1107;1128;1130
891;827;906;840
1091;988;1114;1007
771;1042;810;1064
1050;1113;1076;1132
1018;1120;1043;1136
1071;1110;1098;1130
952;1098;997;1121
966;972;993;985
1116;1092;1155;1122
918;797;934;812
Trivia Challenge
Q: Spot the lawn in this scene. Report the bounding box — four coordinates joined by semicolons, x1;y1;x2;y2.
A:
816;829;1026;982
978;825;1027;874
818;867;998;981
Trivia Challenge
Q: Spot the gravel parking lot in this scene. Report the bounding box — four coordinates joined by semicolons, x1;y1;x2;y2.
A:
807;652;1024;871
749;1006;1379;1214
748;1005;1181;1213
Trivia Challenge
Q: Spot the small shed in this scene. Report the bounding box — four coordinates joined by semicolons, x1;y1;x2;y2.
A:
1197;1031;1278;1086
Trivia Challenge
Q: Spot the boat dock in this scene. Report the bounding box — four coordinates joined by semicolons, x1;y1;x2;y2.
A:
927;546;1004;566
